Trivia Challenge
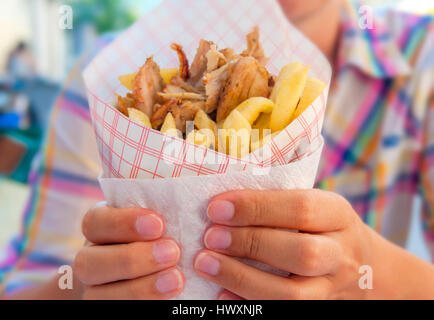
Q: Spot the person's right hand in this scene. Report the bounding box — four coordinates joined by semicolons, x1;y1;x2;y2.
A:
74;203;184;299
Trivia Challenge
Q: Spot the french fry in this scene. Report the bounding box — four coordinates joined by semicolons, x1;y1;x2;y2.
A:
235;97;274;124
216;121;225;153
200;129;217;150
220;97;273;157
194;109;217;133
128;108;152;128
119;68;179;90
269;62;303;102
119;73;137;91
250;130;280;152
222;109;252;158
250;128;271;152
223;109;252;132
270;65;309;132
253;113;271;130
160;68;179;84
186;129;213;148
290;77;326;122
186;130;197;144
160;112;181;138
223;128;251;158
194;109;218;147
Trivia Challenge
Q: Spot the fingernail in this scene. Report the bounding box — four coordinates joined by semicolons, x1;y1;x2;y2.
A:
207;200;234;222
204;228;232;250
135;214;163;239
194;252;220;276
155;269;183;294
153;240;180;264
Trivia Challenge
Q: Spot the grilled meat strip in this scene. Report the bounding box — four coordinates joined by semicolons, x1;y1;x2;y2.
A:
151;99;203;133
189;39;213;86
133;57;165;117
216;56;270;122
242;26;268;66
204;63;229;114
171;43;190;81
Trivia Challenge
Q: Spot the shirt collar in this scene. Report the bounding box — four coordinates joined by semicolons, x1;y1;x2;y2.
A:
337;1;412;78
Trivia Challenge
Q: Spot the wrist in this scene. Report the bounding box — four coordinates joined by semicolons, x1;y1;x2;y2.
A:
363;226;401;299
365;226;434;299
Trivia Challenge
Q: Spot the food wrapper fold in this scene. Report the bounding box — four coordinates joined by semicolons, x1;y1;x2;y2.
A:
84;0;331;300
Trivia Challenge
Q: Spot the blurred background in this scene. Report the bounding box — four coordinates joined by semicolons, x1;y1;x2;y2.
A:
0;0;433;262
0;0;162;260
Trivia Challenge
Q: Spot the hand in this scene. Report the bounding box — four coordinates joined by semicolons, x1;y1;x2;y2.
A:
193;189;378;300
74;203;185;299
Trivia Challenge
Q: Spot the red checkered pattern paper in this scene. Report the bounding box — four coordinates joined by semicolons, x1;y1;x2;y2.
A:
83;0;331;179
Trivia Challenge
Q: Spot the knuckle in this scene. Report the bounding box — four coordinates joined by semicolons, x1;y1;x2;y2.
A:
244;229;263;258
233;268;248;291
295;193;315;227
327;191;356;228
122;243;143;276
250;194;266;225
339;196;357;225
299;239;321;275
333;192;347;205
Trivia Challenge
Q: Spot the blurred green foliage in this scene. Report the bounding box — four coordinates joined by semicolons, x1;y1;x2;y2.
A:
67;0;138;33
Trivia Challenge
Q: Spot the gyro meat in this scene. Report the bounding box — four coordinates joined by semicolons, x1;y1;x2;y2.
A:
161;83;207;101
170;75;202;93
189;39;213;85
206;44;227;73
158;92;206;101
117;93;136;116
164;84;186;94
204;63;229;113
151;99;179;130
216;56;270;122
175;100;204;133
151;99;203;133
171;43;190;81
133;57;165;117
242;26;268;66
220;48;236;62
248;63;270;98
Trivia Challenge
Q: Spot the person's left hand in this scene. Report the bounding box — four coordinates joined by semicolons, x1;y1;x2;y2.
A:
193;189;377;300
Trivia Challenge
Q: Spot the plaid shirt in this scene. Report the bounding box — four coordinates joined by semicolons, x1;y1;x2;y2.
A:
1;2;433;296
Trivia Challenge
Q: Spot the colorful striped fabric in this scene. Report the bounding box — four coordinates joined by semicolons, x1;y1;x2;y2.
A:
1;1;433;296
0;35;114;295
317;2;434;250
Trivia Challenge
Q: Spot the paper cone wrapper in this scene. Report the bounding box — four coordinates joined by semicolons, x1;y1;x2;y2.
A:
83;0;331;299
